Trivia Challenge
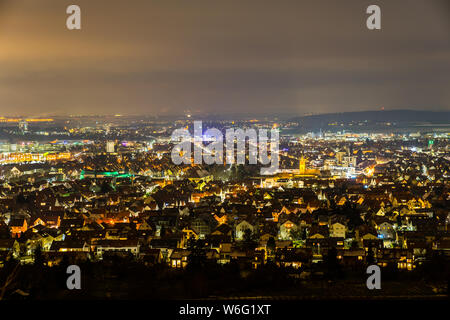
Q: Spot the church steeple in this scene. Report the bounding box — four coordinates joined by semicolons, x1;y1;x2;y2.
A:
299;156;306;174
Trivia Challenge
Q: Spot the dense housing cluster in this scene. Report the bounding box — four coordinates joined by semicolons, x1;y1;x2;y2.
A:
0;119;448;282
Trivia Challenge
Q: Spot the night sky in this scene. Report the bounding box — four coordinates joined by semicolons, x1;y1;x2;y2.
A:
0;0;448;116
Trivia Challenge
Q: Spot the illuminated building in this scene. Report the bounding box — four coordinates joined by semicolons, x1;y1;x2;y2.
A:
106;141;115;153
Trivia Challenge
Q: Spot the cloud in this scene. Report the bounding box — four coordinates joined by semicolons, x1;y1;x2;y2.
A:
0;0;448;116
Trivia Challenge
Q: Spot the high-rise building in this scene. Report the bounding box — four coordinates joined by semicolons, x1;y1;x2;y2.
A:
106;141;115;153
336;150;346;164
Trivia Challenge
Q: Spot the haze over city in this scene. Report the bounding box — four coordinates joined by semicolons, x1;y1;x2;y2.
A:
0;0;449;117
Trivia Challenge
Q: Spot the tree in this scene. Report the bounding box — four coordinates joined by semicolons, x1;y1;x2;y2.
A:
243;228;252;242
16;193;29;206
34;243;44;267
266;236;276;261
324;247;341;280
267;236;276;253
100;181;113;194
0;254;20;300
242;228;257;251
187;239;207;270
350;240;360;249
289;228;302;241
366;245;376;265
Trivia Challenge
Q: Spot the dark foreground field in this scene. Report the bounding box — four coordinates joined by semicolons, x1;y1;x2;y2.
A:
1;256;448;300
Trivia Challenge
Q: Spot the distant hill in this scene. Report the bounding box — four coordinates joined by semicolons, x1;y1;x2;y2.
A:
291;110;450;129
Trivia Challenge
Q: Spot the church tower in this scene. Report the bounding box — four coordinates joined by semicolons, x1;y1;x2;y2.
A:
299;156;306;174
